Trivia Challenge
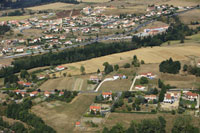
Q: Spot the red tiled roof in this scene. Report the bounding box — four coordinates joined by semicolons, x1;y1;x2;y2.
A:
59;92;64;95
102;92;112;95
30;91;38;95
165;94;171;99
90;106;101;110
44;91;51;95
135;85;144;88
145;95;157;98
76;121;80;125
57;66;65;69
186;92;198;97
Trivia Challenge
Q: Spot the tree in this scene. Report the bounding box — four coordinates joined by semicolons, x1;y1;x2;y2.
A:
80;65;85;75
159;58;181;74
141;60;145;64
103;62;113;74
63;73;66;77
114;64;119;71
172;116;199;133
140;77;148;84
20;69;29;79
183;64;188;72
97;69;100;74
124;63;131;68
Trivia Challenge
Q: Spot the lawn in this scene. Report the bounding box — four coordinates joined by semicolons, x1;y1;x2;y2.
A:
31;93;97;133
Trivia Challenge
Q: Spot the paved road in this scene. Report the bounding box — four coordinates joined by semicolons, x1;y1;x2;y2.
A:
129;76;140;91
94;78;117;92
1;6;199;60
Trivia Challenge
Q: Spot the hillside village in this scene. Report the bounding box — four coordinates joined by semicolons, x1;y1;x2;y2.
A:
0;0;200;132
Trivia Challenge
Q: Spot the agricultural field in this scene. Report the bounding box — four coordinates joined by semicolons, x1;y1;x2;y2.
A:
31;93;97;133
26;2;75;10
50;44;200;76
103;113;200;133
39;74;96;91
0;15;30;21
179;9;200;24
77;0;110;3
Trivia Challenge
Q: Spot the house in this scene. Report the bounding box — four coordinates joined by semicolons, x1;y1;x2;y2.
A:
197;62;200;67
14;90;20;95
163;92;180;103
20;92;26;97
30;91;38;97
89;75;100;83
90;106;101;113
59;91;64;96
140;72;156;79
144;95;157;101
55;66;65;71
38;75;45;80
102;92;112;99
135;85;145;91
185;91;198;101
44;91;51;97
163;93;174;103
15;47;24;53
75;121;81;127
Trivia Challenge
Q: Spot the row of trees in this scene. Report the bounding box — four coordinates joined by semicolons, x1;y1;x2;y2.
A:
183;64;200;77
6;99;55;132
0;0;79;9
103;116;166;133
159;58;181;74
103;115;199;133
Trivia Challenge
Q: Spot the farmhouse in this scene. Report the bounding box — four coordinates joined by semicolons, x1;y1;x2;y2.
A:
185;91;198;101
135;85;145;91
102;92;112;99
55;66;65;71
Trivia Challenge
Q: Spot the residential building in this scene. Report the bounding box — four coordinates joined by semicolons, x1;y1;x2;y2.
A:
144;95;157;101
135;85;145;91
55;66;65;71
102;92;112;99
185;91;198;101
90;106;101;113
30;91;38;97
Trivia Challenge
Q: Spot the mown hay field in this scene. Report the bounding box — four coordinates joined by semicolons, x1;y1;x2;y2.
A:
31;93;97;133
51;44;200;76
0;15;30;21
26;2;75;10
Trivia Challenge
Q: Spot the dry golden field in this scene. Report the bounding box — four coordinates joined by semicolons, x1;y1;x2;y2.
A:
39;74;96;91
31;93;97;133
179;9;200;24
26;2;75;10
51;44;200;76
